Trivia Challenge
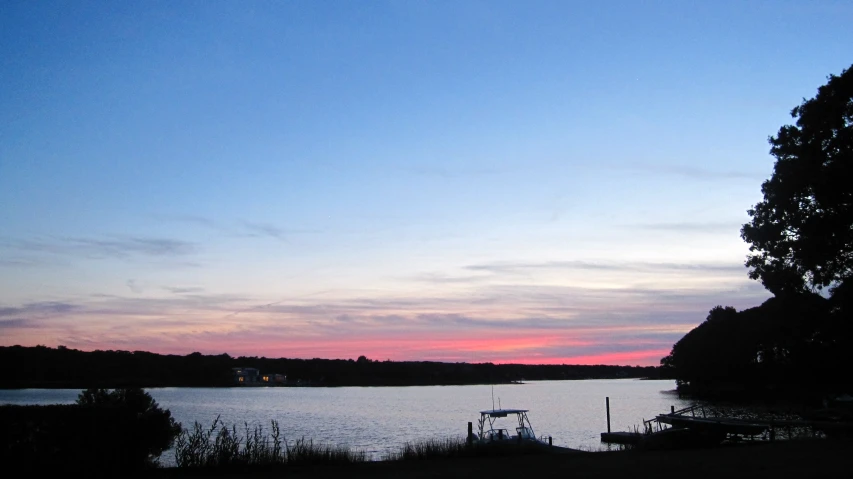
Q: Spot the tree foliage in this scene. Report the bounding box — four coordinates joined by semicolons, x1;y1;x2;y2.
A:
1;388;182;471
77;387;181;466
741;64;853;295
663;66;853;400
660;297;846;399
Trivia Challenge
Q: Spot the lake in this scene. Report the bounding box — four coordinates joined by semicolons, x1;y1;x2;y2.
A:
0;379;690;462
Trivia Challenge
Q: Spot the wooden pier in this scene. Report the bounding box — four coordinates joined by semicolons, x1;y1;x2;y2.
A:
600;431;643;445
601;403;853;448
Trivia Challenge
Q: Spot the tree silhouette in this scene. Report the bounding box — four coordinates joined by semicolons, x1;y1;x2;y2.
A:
741;64;853;295
662;66;853;399
77;388;181;466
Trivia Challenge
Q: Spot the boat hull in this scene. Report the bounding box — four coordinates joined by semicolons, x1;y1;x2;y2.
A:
656;415;767;436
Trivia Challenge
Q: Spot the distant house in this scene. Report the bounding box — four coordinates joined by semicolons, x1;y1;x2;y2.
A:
232;367;260;384
261;373;287;384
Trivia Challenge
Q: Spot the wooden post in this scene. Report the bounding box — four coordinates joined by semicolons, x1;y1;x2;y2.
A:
467;422;473;446
606;397;611;434
670;405;675;414
549;436;552;447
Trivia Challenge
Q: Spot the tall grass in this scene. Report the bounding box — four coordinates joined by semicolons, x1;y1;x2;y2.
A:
174;416;366;468
383;437;552;461
383;437;469;461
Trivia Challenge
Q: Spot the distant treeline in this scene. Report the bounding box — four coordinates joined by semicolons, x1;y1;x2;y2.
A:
0;345;660;388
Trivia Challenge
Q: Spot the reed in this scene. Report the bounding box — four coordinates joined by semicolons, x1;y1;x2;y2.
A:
383;437;551;461
174;416;366;468
383;437;469;461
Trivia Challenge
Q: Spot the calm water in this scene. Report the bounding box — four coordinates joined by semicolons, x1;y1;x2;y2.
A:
0;379;689;461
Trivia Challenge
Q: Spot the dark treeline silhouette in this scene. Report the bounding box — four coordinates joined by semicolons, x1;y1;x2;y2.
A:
662;64;853;401
0;345;659;388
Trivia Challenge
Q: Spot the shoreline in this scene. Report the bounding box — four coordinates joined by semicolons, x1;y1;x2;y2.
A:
0;377;665;390
148;439;852;478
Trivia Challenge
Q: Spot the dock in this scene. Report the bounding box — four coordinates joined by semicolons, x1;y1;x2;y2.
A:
600;431;643;445
601;403;853;449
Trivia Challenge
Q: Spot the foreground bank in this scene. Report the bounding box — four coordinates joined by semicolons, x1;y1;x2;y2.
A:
149;440;851;479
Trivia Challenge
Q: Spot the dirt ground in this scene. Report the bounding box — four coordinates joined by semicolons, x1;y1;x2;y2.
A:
151;439;853;479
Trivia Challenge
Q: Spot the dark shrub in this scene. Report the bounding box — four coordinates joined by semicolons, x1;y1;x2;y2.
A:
0;388;180;472
77;388;182;466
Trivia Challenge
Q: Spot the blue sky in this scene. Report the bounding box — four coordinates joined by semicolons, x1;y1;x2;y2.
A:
1;1;851;364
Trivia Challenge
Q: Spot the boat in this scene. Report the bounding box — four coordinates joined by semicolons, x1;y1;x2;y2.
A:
650;405;768;439
474;408;546;444
655;414;768;436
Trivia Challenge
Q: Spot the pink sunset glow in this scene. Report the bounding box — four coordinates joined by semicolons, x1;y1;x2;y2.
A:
0;272;768;365
2;295;703;366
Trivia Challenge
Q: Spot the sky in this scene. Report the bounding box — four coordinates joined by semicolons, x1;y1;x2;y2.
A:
1;1;852;366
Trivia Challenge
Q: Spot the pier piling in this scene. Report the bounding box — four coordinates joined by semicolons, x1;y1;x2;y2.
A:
606;397;611;434
467;422;473;445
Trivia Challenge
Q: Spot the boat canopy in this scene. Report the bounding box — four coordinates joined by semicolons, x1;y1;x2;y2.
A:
476;408;538;442
479;409;529;417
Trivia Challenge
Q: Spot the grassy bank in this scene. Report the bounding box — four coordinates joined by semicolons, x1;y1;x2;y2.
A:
174;418;367;468
173;418;559;469
150;439;852;479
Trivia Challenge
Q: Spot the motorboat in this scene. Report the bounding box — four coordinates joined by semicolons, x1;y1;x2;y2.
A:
474;408;546;444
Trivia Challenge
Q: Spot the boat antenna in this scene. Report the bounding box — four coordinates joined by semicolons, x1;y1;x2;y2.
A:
491;386;495;411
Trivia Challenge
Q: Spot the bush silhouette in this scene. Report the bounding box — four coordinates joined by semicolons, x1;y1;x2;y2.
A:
76;387;182;467
0;388;180;471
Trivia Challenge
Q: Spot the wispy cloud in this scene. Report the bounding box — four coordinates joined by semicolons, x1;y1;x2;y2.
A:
0;318;39;329
400;165;500;179
126;280;145;294
0;235;199;259
151;214;231;233
463;260;746;275
0;301;81;318
152;214;320;243
625;163;765;181
0;257;62;268
412;272;495;284
163;286;205;294
241;220;322;242
241;221;289;241
629;221;742;234
70;237;198;257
